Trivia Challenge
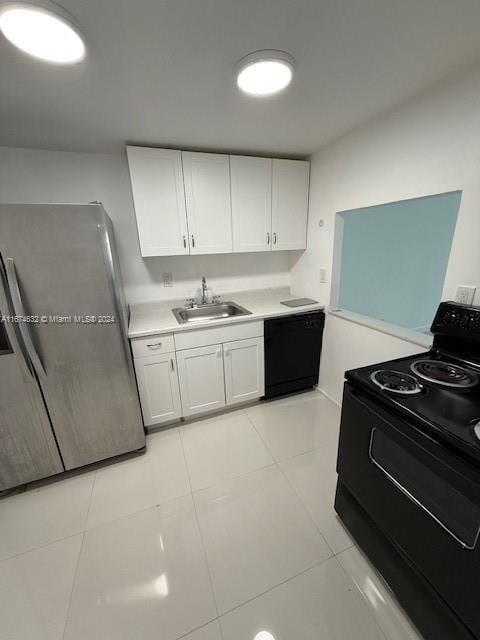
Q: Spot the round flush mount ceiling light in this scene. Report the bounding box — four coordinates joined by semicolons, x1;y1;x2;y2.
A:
236;50;294;96
0;1;85;64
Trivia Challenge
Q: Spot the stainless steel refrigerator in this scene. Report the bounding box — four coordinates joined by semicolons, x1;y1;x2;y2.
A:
0;203;145;491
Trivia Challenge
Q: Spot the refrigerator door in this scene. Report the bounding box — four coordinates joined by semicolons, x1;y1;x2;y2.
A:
0;204;145;470
0;260;63;490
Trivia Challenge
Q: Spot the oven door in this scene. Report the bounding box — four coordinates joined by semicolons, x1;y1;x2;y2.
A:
337;383;480;638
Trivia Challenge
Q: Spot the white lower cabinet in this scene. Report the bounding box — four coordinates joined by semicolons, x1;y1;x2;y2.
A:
133;323;265;424
176;344;226;417
224;337;264;405
134;353;182;427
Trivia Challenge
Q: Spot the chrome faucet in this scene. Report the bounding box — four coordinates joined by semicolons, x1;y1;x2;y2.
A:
201;276;208;305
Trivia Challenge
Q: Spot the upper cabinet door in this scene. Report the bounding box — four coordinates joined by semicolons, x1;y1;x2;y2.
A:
126;146;189;257
231;156;272;252
271;159;310;251
182;152;233;254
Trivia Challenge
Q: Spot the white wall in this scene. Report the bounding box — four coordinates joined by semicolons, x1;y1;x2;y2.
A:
291;67;480;404
0;146;290;303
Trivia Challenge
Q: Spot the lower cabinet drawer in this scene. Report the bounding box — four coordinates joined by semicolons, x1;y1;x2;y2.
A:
131;333;175;359
174;320;263;351
134;353;182;427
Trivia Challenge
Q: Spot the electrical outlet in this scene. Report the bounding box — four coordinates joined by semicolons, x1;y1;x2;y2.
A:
163;272;173;287
319;268;328;283
455;285;476;305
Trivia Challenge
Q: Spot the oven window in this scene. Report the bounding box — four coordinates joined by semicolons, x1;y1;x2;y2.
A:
0;310;12;355
370;428;480;549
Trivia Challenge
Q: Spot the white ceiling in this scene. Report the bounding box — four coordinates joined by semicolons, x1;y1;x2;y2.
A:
2;0;480;156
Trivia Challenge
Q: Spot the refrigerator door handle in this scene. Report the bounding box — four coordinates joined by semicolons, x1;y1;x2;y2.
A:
5;258;46;379
0;257;34;379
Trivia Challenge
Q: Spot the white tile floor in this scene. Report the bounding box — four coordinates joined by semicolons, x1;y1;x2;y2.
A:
0;390;423;640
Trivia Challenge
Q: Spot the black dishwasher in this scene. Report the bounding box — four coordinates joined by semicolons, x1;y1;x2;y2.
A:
264;310;325;399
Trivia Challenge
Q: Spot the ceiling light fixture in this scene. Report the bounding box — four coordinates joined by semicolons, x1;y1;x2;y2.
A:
236;50;294;96
0;1;86;64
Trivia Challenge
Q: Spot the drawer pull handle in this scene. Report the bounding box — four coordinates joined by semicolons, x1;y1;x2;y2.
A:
147;342;162;350
170;358;175;371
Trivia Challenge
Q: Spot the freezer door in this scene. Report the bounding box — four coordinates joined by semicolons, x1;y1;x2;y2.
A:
0;263;63;490
0;204;145;470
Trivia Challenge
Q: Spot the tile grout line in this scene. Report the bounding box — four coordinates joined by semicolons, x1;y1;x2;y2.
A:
82;469;97;531
83;430;193;534
244;401;347;557
0;530;86;564
178;409;276;493
248;404;342;557
191;461;277;496
177;426;225;640
175;619;221;640
180;404;343;628
177;407;249;433
334;553;391;640
60;467;96;640
0;472;97;565
274;449;355;558
243;409;278;460
274;457;336;556
66;415;278;540
60;530;86;640
84;499;184;535
215;552;339;621
243;403;341;466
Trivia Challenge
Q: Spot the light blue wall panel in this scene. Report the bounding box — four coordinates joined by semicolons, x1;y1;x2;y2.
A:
337;191;461;331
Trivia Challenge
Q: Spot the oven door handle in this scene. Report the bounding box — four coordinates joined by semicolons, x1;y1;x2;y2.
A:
369;428;479;550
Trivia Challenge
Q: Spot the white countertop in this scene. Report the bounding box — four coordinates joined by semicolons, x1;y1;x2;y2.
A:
128;287;324;338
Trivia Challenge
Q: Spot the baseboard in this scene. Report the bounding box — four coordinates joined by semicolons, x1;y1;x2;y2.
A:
316;386;342;408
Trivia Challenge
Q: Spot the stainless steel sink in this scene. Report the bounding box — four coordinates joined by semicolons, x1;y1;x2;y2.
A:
172;301;252;325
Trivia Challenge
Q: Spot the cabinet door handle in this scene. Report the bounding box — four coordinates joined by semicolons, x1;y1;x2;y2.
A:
170;358;175;371
183;235;187;249
267;232;270;245
191;234;195;248
147;342;162;350
273;232;277;245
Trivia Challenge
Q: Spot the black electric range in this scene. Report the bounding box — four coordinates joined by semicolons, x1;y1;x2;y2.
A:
335;302;480;640
346;350;480;466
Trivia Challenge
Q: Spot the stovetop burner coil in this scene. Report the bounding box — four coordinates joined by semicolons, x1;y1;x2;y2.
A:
411;360;479;388
370;370;423;395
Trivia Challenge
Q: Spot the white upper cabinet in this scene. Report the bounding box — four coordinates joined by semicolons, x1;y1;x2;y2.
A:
182;152;233;254
126;146;189;256
231;155;272;252
126;146;310;256
272;159;310;251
